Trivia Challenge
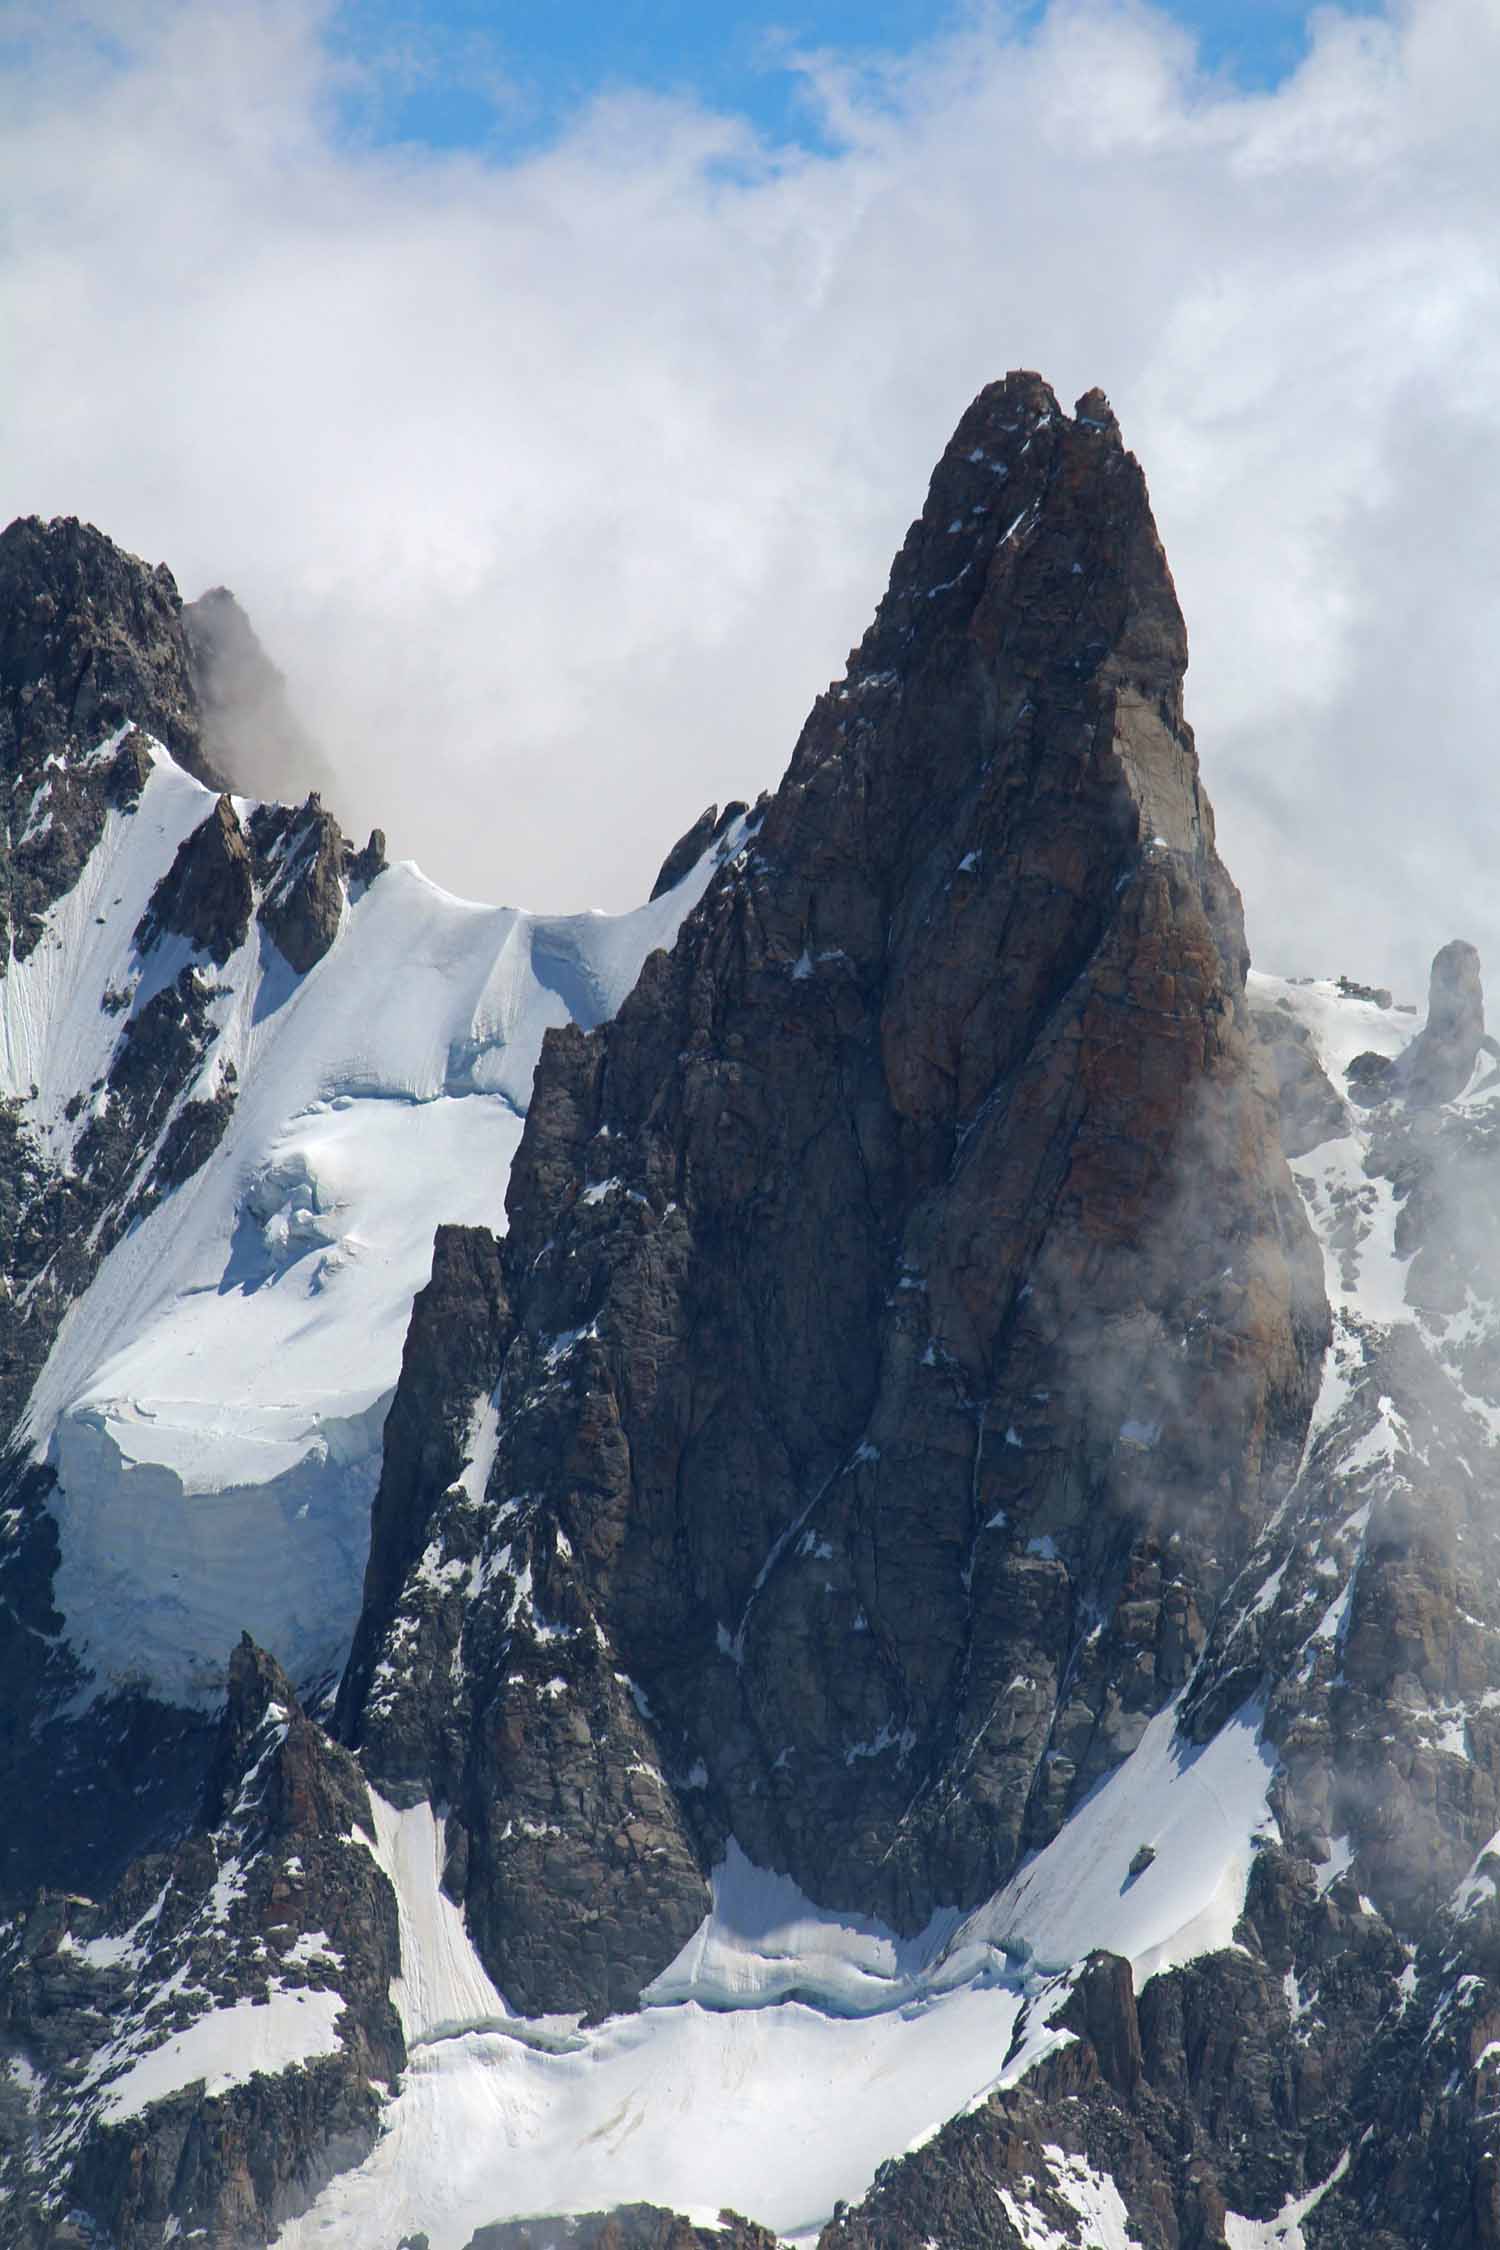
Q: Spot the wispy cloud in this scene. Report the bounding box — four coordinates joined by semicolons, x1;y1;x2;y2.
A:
2;1;1496;994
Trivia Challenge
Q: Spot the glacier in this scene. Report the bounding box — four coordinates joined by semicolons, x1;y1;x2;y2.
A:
2;734;733;1706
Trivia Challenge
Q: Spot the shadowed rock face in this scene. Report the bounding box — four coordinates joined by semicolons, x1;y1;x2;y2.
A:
2;1635;405;2247
136;792;256;967
182;585;337;811
0;517;229;963
338;373;1328;2016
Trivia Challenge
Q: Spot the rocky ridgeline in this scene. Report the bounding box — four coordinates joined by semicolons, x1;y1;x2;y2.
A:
0;519;384;1430
5;395;1500;2246
0;520;385;1930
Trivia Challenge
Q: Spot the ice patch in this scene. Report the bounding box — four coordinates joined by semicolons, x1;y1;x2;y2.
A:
951;1697;1277;1987
644;1840;962;2014
90;1988;346;2122
1224;2151;1350;2248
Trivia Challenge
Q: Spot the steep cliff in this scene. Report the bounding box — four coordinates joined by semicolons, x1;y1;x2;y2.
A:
9;381;1500;2250
337;373;1328;2017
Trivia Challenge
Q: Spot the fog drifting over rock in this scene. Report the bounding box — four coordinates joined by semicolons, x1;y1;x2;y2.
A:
3;0;1497;993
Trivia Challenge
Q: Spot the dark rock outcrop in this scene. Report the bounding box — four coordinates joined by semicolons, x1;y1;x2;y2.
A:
136;792;256;966
0;516;222;790
250;794;348;972
338;1223;514;1801
339;374;1328;2016
349;825;386;888
649;801;748;899
1;1636;403;2248
465;2211;779;2250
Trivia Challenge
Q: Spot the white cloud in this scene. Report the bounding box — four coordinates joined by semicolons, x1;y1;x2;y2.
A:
2;0;1498;996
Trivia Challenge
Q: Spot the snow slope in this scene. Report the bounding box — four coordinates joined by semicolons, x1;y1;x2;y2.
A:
948;1696;1279;1988
279;1790;1027;2250
273;1688;1285;2249
3;738;732;1704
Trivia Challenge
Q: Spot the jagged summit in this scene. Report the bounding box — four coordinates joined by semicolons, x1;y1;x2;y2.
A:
338;368;1323;2014
0;514;224;790
0;512;338;974
5;384;1500;2249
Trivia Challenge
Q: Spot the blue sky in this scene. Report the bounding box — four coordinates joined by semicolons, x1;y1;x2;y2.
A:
330;1;1384;154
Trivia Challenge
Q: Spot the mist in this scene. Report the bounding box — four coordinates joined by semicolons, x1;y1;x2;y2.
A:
3;0;1498;996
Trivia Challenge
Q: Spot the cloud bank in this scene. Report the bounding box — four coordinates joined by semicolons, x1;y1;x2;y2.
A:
2;0;1497;993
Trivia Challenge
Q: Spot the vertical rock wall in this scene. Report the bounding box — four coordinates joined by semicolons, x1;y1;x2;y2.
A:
339;374;1328;2015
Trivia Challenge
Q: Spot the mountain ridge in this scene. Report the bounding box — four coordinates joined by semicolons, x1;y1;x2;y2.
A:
1;379;1499;2249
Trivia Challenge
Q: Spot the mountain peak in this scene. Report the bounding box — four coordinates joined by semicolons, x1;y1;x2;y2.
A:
8;378;1496;2250
182;578;338;810
0;510;220;790
341;372;1324;2027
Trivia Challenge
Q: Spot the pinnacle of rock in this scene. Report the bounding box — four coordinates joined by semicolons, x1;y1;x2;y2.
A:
339;376;1326;2019
1400;937;1483;1106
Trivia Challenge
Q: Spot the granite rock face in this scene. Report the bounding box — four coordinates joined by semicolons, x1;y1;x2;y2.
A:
339;374;1328;2015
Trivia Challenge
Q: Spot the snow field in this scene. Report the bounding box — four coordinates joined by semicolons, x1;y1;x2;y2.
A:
93;1990;347;2125
9;740;729;1704
948;1696;1278;1987
278;1688;1284;2250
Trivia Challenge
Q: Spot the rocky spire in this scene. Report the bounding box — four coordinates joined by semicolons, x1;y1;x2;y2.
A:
1346;937;1486;1110
1400;937;1484;1106
337;374;1328;2016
